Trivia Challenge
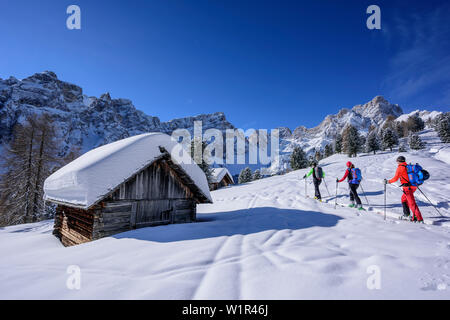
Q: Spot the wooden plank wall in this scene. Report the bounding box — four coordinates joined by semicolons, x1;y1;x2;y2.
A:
92;202;133;240
54;205;99;247
107;159;197;227
110;160;193;201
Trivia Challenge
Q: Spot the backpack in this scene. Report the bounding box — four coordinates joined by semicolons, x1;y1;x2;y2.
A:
350;168;362;184
406;163;430;186
314;166;323;180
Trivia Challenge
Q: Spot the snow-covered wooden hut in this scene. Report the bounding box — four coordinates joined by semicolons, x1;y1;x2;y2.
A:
210;168;234;190
44;133;212;246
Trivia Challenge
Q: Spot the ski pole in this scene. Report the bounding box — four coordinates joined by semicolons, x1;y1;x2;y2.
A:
323;179;331;198
334;180;338;209
304;177;307;198
384;181;387;221
417;186;444;217
359;183;370;207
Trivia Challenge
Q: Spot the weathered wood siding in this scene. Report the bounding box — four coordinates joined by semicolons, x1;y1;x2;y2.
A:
110;160;193;200
98;160;196;234
92;202;134;240
54;205;99;247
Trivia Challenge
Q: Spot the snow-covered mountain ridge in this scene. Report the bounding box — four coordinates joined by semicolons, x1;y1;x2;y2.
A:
0;71;235;155
0;71;442;174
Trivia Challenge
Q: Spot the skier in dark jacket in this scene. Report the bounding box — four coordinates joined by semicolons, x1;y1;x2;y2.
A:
336;161;363;210
303;162;325;201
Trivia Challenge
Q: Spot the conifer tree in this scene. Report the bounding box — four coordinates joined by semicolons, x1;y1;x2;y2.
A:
190;138;213;184
406;114;425;133
289;146;308;170
436;113;450;143
252;169;262;181
409;133;426;150
0;115;62;226
382;128;398;151
366;131;381;154
342;125;362;157
238;167;252;184
395;121;407;138
334;134;343;154
324;144;333;158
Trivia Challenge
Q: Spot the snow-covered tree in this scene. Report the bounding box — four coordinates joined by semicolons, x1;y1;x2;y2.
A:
436;113;450;143
290;146;308;170
366;131;381;154
324;144;333;158
190;138;213;184
406;114;425;133
334;134;342;154
0;115;62;226
409;133;426;150
238;167;252;184
252;169;262;181
342;125;362;157
395;121;408;138
382;128;398;151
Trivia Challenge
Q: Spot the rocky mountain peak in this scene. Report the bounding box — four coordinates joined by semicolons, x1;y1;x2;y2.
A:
23;71;58;83
100;92;112;101
352;96;403;125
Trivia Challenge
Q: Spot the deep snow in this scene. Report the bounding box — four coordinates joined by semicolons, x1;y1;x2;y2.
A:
44;133;212;208
1;132;450;299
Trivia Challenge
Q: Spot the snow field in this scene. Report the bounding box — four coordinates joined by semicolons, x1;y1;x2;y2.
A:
1;133;450;299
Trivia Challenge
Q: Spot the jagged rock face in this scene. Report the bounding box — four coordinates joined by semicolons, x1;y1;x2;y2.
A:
0;72;233;156
352;96;403;125
161;112;235;134
276;127;292;140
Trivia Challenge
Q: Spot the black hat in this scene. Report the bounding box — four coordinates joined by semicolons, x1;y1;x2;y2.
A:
396;156;406;162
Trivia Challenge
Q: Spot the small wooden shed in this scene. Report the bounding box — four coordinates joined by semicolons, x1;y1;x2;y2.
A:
210;168;234;190
44;133;212;247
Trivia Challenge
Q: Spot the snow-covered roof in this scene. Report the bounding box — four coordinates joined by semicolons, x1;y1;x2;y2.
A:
44;133;212;208
210;168;234;184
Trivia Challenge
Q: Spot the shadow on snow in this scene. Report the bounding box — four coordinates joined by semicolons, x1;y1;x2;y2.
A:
113;207;342;243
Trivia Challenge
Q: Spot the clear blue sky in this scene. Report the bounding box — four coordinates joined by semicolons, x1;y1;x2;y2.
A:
1;0;449;130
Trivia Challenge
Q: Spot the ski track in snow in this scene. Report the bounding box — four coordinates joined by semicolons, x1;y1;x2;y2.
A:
1;132;450;299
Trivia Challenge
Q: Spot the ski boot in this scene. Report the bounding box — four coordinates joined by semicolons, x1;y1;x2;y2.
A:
411;215;424;224
357;205;366;211
348;203;356;208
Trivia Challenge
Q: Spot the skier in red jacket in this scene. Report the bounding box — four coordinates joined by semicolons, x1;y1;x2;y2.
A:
336;161;363;210
385;156;424;222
